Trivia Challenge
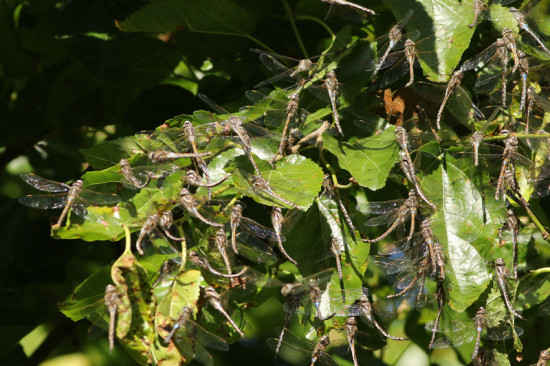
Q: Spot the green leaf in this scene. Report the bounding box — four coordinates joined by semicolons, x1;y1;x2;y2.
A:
385;0;476;81
116;0;257;36
424;161;504;312
232;155;324;210
322;127;400;190
516;269;550;310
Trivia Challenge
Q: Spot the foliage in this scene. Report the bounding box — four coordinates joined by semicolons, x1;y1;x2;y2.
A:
3;0;550;365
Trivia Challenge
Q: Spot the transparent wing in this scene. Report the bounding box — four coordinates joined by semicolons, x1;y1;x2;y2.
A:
20;173;70;193
235;232;278;265
78;189;121;206
19;194;67;210
240;217;284;242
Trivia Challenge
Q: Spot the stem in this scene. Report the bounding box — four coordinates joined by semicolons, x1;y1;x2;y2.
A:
528;267;550;275
282;0;308;59
483;133;550;142
122;224;132;255
245;35;278;55
295;15;336;42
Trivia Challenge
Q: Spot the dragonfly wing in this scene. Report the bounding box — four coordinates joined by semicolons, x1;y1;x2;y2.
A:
484;325;523;341
19;194;67;210
235;232;278;265
240;219;284;242
356;200;403;215
187;320;230;351
363;212;402;227
78;189;121;205
20;173;69;193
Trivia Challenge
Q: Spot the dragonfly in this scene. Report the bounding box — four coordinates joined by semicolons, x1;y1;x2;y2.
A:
357;189;418;243
434;47;499;129
426;307;524;356
188;250;247;279
181;120;213;198
367;34;436;88
164;306;229;366
134;211;186;255
19;173;121;228
235;170;303;210
178;188;225;228
336;316;373;366
538;349;550;366
395;127;437;210
425;279;447;348
198;93;280;179
370;9;415;79
268;329;340;366
503;208;520;279
271;206;298;265
332;288;409;341
275;269;335;356
509;5;550;56
228;203;281;251
321;173;356;233
251;48;330;89
203;286;245;337
374;247;432;302
472;37;511;107
494;257;525;319
243;85;310;163
468;0;517;29
104;284;121;351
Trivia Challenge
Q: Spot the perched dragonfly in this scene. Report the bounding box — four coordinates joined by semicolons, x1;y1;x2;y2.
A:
329;237;345;290
268;329;340;366
251;48;330;88
435;48;497;129
509;6;550;56
135;211;186;255
426;307;524;355
426;280;447;349
271;206;298;265
375;249;431;302
370;9;415;79
472;37;510;107
213;228;233;279
228;203;278;253
104;284;121;351
182;121;212;196
333;288;409;341
275;269;334;356
538;349;550;366
243;85;309;163
395;127;437;210
188;250;247;279
163;306;229;366
243;173;302;210
198;94;275;179
421;219;445;281
117;159;155;189
321;0;376;16
468;0;516;28
357;189;418;243
147;150;212;164
367;34;436;88
321;174;356;233
184;169;230;189
203;286;245;337
494;132;528;203
494;257;525;319
178;188;225;228
503;208;520;279
19;173;121;228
